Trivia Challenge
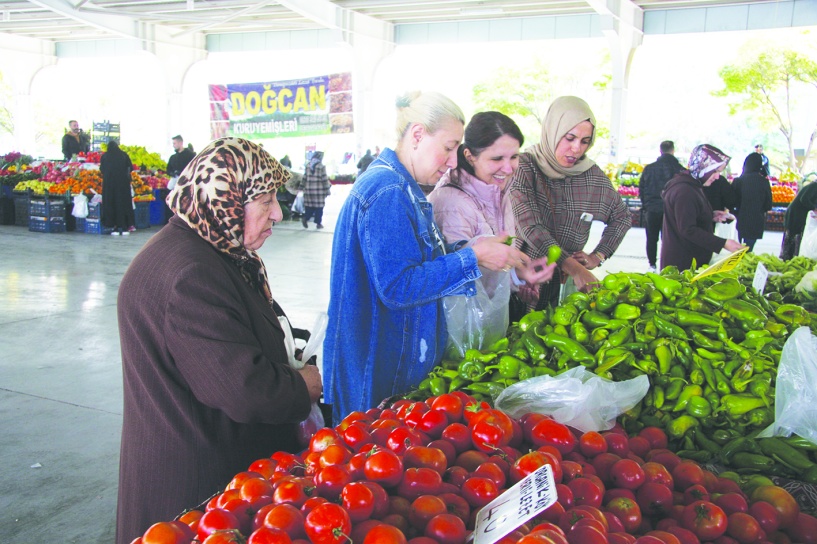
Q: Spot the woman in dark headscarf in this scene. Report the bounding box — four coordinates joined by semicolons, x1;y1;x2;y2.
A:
510;96;631;308
100;140;135;235
733;152;773;252
661;144;745;270
301;150;331;229
115;138;322;544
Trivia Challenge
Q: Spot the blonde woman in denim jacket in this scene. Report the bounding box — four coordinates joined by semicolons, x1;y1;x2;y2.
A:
324;92;531;421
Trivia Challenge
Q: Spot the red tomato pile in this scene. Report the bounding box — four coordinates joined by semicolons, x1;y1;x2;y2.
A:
133;392;817;544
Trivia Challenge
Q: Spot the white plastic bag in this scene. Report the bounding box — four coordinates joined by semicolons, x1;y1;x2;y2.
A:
758;327;817;444
292;192;305;215
494;366;650;433
167;176;178;191
442;269;511;358
711;216;739;264
72;194;89;218
798;212;817;259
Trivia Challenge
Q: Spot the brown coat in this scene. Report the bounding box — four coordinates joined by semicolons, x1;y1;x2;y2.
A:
115;216;311;543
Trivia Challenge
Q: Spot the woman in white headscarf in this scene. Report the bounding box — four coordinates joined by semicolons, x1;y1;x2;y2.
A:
510;96;631;308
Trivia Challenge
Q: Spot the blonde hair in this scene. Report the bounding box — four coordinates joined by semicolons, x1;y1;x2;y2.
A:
395;91;465;140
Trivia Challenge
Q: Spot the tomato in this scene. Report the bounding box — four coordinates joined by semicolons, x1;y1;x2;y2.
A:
604;488;636;504
272;479;313;508
559;507;595;532
443;465;469;488
633;537;664;544
681;500;728;540
474;462;506;489
409;495;448;531
462;399;491;424
299;497;328;518
602;432;630;457
672;462;705;492
683;484;710;505
664;526;699;544
750;486;800;529
360;481;390;520
461;476;500;508
310;428;343;453
603;511;626;533
364;448;404;487
396;467;442;500
404;445;448;476
142;522;193;544
785;512;817;544
567;477;603;508
197;509;242;542
304;503;352;544
608;533;637;544
645;530;681;544
561;460;584;483
715;478;744;495
178;510;204;532
531;419;577;455
610;459;645;490
628;436;651;459
511;451;563;485
389;495;412;518
314;464;351;500
638;427;669;450
414;409;449;439
648;451;682;473
427;440;457;467
362;524;408;544
592;452;622;485
425;513;467;544
636;482;674;518
572;517;607;534
220;498;254;534
247;526;292;544
572;505;609;531
431;394;464;423
714;492;748;516
441;422;472;454
556;483;574;509
203;530;247;543
438;492;470;523
606;497;642;533
566;524;607;544
340;421;373;452
579;431;608;458
748;500;780;534
540;501;567;524
642;462;674;488
336;410;373;432
339;481;374;522
249;459;278;480
454;449;490;472
386;427;425;455
724;512;762;544
262;504;306;538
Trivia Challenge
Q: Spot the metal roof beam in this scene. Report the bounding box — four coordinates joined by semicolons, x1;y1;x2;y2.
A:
277;0;394;43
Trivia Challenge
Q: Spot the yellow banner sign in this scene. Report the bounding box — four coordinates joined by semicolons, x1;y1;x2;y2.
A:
692;247;749;282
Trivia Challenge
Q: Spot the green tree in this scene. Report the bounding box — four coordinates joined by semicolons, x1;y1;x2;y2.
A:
0;71;14;136
715;47;817;175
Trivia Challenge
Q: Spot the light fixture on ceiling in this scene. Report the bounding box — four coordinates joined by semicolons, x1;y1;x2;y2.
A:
460;7;503;16
187;0;194;10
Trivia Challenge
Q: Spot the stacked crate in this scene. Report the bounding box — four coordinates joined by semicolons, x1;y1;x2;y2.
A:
29;196;66;233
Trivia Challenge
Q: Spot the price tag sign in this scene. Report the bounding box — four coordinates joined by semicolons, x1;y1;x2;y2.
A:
472;464;557;544
692;247;749;282
753;262;769;295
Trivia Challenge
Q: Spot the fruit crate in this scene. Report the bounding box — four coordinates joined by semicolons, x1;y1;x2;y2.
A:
87;201;100;220
0;196;14;225
135;201;150;229
13;191;30;227
29;215;66;233
150;188;170;225
30;198;66;219
75;218;86;232
84;219;113;235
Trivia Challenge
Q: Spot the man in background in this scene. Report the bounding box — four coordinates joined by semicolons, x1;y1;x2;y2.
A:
755;144;770;177
356;149;374;178
62;120;90;161
639;140;683;273
166;135;196;190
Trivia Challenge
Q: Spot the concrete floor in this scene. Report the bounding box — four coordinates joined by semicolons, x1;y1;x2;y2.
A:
0;186;785;543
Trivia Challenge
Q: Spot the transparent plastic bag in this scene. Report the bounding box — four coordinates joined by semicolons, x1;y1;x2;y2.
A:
72;194;89;218
798;212;817;259
758;327;817;444
494;366;650;433
442;269;511;359
711;215;738;264
297;403;326;448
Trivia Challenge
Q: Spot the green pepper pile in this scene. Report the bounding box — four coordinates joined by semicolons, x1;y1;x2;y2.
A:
731;253;817;311
412;266;817;472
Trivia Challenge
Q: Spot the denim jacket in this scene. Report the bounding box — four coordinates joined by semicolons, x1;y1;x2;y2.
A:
323;148;481;421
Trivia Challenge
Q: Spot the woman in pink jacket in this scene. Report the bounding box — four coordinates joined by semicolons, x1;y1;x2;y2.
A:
428;112;555;321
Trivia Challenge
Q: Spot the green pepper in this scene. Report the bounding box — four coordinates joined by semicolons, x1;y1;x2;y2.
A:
694;357;717;391
458;359;487;381
692;428;721;454
533;366;556;377
626;286;647;306
595;289;619;313
464;381;506;397
783;435;817;452
689;368;704;385
595;350;635;378
668;414;699;438
634;318;658;343
553;324;569;338
746;407;774;428
655;344;673;375
723;299;768;331
765;321;788;338
723;358;744;377
688;297;714;313
518;363;534;381
428;376;448;396
464;349;497;363
613;303;641;321
569;321;590;344
714;368;732;395
646;272;682;299
732;452;775;471
523;331;547;362
704;389;720;411
696;348;726;362
486;337;509;353
774;304;811;325
418;377;432;392
495;355;523;378
686;396;712;418
653;313;689;340
720;437;761;464
518;310;546;332
730;362;754;393
590;327;610;345
552;303;579;326
665;378;685;401
711;429;735;446
707;277;746;301
630;358;659;375
547;244;562;264
691;329;724;351
602;273;630;293
653;386;666;410
448;376;469;393
582;310;616;329
724;336;751;361
602;325;633;350
677;450;714;463
670;364;686;379
719;394;767;419
673;384;703;412
541;332;595;365
564;292;591;312
618;342;649;354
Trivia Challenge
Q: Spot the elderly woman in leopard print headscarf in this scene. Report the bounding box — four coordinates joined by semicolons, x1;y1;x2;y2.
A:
115;138;322;544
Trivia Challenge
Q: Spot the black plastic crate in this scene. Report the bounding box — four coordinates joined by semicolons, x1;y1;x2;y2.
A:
75;218;86;232
135;201;150;229
0;196;14;225
13;192;30;227
29;216;65;233
87;201;100;220
85;219;113;235
30;198;66;219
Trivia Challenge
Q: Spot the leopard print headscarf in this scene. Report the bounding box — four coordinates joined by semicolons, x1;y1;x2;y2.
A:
167;137;290;304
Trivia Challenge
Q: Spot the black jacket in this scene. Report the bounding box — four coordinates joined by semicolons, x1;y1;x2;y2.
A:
702;175;738;213
166;148;196;177
639;154;684;213
62;131;90;161
734;172;772;240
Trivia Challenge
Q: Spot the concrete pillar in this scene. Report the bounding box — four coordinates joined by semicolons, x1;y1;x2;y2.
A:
348;35;394;156
591;0;643;162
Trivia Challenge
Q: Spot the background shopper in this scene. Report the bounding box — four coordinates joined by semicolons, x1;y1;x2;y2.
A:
100;140;135;236
639;140;683;272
